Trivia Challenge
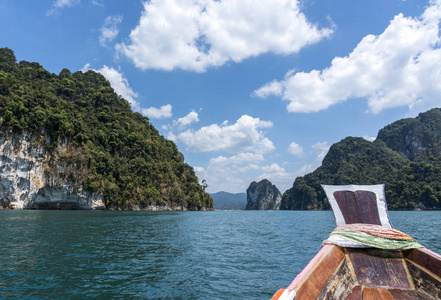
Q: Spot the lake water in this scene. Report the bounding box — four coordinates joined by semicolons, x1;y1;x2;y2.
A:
0;210;440;299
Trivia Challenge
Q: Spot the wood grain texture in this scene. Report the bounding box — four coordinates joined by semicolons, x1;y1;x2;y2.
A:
405;248;441;279
406;261;441;300
293;245;345;300
362;288;394;300
344;285;362;300
388;289;438;300
318;259;356;300
347;248;413;290
333;191;381;225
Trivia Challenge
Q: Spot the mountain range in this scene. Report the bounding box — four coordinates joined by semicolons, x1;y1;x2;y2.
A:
210;191;247;210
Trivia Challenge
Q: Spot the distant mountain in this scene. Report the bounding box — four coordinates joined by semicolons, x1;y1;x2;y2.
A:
281;108;441;210
210;191;247;210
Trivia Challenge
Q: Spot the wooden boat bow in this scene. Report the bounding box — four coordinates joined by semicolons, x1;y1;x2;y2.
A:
272;184;441;300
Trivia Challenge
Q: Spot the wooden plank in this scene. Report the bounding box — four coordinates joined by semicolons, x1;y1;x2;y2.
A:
388;289;437;300
404;248;441;279
318;259;356;300
344;285;362;300
333;191;381;225
347;248;413;290
406;260;441;299
291;245;345;299
362;288;394;300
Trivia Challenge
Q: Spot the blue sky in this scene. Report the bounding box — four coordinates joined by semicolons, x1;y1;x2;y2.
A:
1;0;440;193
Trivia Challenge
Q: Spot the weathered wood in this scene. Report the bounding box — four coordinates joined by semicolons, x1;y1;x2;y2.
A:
293;245;345;299
362;288;394;300
273;185;441;300
388;289;438;300
333;191;381;225
347;248;413;290
405;248;441;279
406;261;441;300
318;259;356;300
344;285;362;300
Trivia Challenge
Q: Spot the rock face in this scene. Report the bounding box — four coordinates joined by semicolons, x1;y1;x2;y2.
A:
246;179;281;210
377;108;441;160
0;130;105;209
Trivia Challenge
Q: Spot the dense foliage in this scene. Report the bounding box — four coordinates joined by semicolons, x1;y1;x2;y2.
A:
0;48;212;210
281;108;441;210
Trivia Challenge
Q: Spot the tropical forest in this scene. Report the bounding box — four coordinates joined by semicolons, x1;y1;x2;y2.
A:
0;47;212;210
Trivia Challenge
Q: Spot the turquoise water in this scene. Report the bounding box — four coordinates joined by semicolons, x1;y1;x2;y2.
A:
0;210;440;299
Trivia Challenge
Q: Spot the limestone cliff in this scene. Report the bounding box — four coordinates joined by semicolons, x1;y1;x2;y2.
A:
246;179;281;210
0;47;213;210
0;130;104;209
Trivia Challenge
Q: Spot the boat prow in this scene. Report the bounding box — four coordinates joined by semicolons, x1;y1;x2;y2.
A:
272;184;441;300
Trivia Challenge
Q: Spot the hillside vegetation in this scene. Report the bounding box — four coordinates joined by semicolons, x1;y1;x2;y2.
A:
281;108;441;210
0;47;212;210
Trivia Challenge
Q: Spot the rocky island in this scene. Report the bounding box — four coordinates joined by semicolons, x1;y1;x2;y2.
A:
246;179;281;210
0;48;213;210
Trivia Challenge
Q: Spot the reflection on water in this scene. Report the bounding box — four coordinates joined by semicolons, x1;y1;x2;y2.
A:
0;210;439;299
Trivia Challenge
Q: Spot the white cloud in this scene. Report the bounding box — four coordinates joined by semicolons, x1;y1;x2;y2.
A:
173;114;277;192
295;142;330;175
256;163;294;193
177;115;275;153
312;141;330;152
194;140;330;193
194;152;266;193
254;0;441;115
88;64;140;109
210;153;265;166
47;0;80;15
167;131;177;142
141;104;173;119
116;0;332;72
363;135;376;142
287;142;304;157
82;64;173;119
92;0;104;6
174;111;200;129
100;15;123;47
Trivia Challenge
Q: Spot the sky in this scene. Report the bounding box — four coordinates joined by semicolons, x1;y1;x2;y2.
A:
1;0;441;194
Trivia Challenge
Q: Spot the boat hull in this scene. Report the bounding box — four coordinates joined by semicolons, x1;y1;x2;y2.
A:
272;245;441;300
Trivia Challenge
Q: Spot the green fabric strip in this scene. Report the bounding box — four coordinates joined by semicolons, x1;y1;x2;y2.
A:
329;228;424;250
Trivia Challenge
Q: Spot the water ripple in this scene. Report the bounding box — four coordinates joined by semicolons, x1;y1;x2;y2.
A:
0;210;439;299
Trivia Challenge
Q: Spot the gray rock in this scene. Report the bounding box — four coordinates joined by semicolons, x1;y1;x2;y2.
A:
0;130;105;209
246;179;281;210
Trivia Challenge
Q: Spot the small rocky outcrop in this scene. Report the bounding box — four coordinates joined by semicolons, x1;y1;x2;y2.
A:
246;179;281;210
